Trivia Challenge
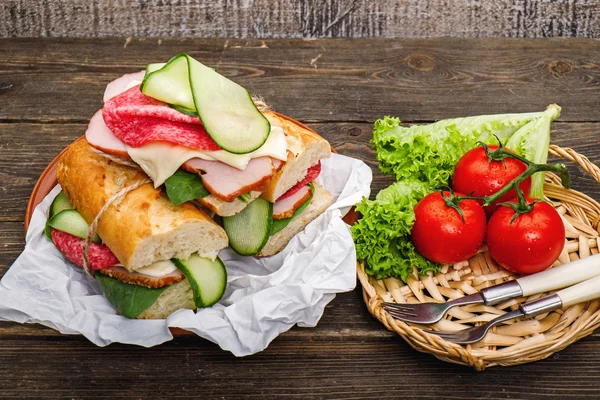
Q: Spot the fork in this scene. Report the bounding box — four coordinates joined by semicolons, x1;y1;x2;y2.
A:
383;253;600;324
423;273;600;344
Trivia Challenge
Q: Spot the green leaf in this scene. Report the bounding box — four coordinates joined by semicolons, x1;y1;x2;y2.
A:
271;185;314;236
505;106;560;198
352;179;438;281
164;170;210;205
95;273;169;319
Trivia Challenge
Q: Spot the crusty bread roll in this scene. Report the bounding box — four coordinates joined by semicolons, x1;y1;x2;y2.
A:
261;112;331;203
258;182;333;257
57;139;228;271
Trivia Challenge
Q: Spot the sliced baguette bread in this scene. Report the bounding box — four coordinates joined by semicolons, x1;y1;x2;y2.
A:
57;139;228;271
260;112;331;203
136;279;195;319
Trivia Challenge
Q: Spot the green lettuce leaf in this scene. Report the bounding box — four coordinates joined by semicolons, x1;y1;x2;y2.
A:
95;273;169;318
164;170;210;205
372;105;561;190
505;107;559;197
352;179;438;281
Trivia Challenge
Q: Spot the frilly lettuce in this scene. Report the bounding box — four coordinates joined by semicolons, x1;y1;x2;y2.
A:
353;179;437;281
353;105;561;281
372;105;560;193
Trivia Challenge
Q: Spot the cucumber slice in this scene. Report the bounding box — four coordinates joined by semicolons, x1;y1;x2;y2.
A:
142;56;195;109
172;254;227;308
146;62;165;75
49;190;73;218
141;53;270;154
47;209;101;243
46;191;74;241
169;103;198;117
223;197;273;256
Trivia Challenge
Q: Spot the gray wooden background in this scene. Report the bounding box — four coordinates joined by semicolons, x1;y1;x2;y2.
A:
2;0;599;38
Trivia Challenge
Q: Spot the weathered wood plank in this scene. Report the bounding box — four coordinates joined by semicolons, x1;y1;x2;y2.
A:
1;0;599;39
1;38;599;123
1;334;600;399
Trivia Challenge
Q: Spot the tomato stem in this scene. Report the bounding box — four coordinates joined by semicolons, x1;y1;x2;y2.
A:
498;186;541;223
441;188;466;223
454;143;571;208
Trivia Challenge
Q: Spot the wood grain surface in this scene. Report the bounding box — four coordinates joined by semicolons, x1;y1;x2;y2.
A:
2;37;600;399
2;0;600;39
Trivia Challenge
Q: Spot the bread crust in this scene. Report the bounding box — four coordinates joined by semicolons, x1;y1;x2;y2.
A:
57;139;228;271
261;112;331;202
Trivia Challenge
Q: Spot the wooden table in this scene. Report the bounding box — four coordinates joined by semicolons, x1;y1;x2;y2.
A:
1;38;600;399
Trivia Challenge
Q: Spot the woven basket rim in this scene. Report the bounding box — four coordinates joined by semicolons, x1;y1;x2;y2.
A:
359;144;600;370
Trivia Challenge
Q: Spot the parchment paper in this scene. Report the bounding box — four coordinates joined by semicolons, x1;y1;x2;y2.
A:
0;153;372;356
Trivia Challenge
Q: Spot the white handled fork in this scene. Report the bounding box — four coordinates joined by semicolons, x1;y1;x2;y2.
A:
424;273;600;344
383;253;600;324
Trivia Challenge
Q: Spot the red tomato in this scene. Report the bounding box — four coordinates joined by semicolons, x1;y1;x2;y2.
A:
486;198;565;274
411;192;486;264
452;145;531;216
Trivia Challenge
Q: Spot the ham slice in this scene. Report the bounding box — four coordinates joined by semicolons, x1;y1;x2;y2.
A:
103;70;146;102
184;157;276;202
102;85;221;151
85;109;129;158
99;266;184;289
273;185;312;220
277;161;322;201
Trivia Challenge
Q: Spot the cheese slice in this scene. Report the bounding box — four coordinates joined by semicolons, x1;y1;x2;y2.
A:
128;249;219;277
135;260;178;277
127;125;287;187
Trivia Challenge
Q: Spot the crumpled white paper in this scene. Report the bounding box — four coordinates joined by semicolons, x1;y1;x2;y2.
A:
0;153;372;356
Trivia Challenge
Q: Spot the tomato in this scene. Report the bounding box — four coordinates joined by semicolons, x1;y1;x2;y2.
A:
486;198;565;274
452;145;531;216
411;191;486;264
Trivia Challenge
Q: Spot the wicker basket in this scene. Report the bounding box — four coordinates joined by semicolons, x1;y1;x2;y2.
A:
358;145;600;370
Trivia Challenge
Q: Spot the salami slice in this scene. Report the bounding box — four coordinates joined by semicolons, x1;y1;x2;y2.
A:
276;161;322;201
102;85;221;151
51;229;119;270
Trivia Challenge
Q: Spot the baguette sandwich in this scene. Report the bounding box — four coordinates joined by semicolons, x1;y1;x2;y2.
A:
47;139;229;319
85;53;333;256
45;53;336;319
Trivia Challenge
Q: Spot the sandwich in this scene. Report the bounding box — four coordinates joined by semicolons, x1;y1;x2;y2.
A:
85;52;333;257
47;139;229;319
45;53;334;319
